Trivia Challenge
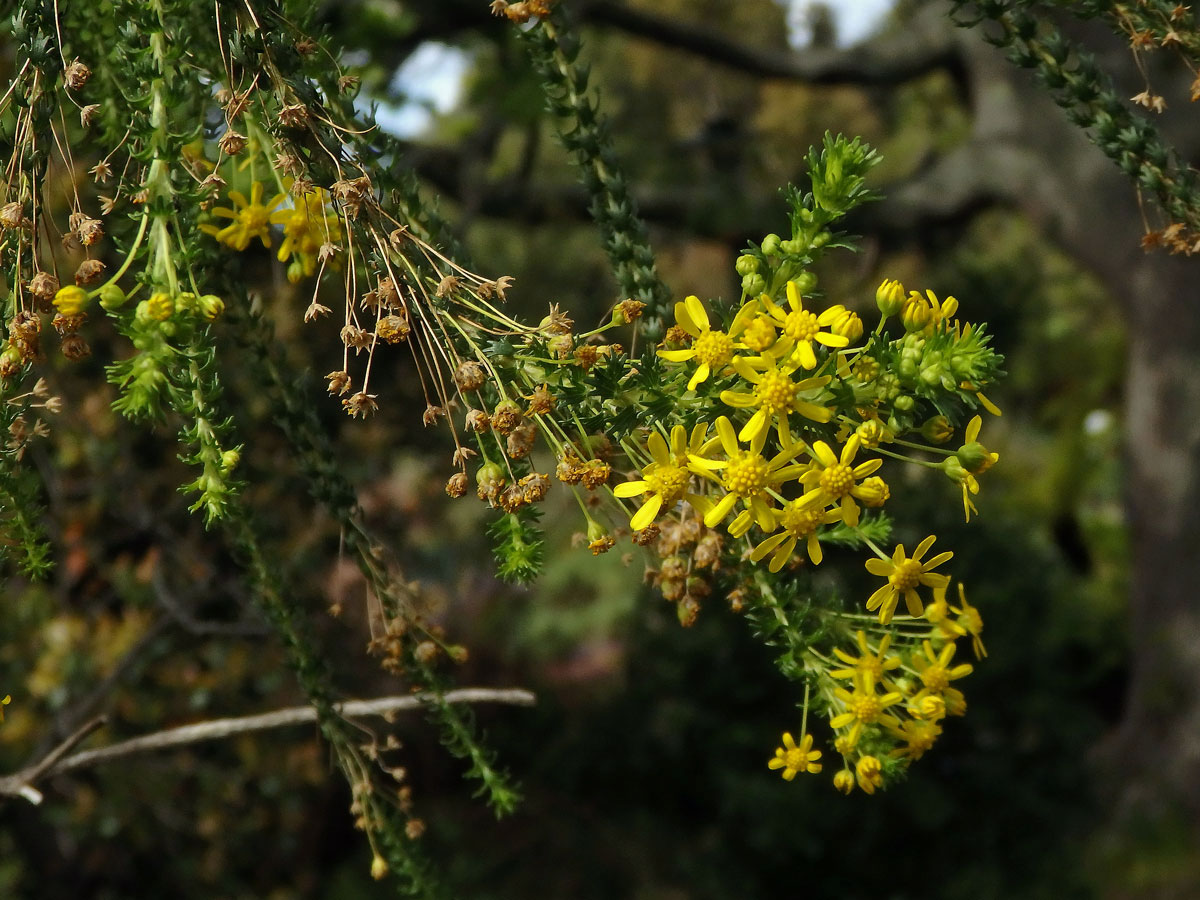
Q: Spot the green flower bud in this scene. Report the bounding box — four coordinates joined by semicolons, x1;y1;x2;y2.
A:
175;291;197;313
741;273;766;296
734;254;759;277
894;394;915;412
921;415;954;444
792;271;818;294
811;231;831;249
956;442;992;473
941;455;968;484
760;233;781;256
220;448;240;472
779;238;805;255
98;284;127;311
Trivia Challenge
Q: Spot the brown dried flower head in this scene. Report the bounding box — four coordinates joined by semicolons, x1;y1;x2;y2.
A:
343;391;379;418
465;409;491;433
377;314;410;344
64;59;91;90
278;103;310;129
75;259;106;287
218;130;248;156
454;360;487;392
0;202;25;229
28;272;59;302
446;472;469;498
519;472;551;504
506;422;537;459
490;400;523;435
60;334;91;361
524;384;555;416
615;299;646;323
580;458;612;490
79;104;101;128
435;275;461;298
326;370;352;395
52;313;86;336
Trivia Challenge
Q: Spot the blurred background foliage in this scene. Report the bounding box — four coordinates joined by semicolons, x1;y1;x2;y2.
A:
3;0;1191;896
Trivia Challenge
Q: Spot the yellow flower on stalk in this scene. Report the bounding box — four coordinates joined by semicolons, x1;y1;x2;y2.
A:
828;631;902;682
658;295;757;391
0;694;9;722
855;755;884;794
687;415;808;536
864;535;953;624
614;423;708;531
795;435;884;527
719;355;832;447
201;182;286;251
749;500;840;571
957;415;999;475
910;288;958;329
270;186;342;282
760;280;849;370
768;731;822;780
951;583;987;659
829;672;904;748
887;718;942;761
912;639;973;693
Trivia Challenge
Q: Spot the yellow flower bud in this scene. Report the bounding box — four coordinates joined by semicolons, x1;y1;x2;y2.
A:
875;278;905;317
833;769;855;795
370;855;388;880
921;415;954;444
901;292;931;333
831;309;863;342
856;475;890;508
199;294;226;321
855;755;884;794
98;284;128;311
146;291;174;321
53;286;90;316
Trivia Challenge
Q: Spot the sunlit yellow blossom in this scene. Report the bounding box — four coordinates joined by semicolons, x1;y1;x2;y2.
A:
719;355;832;446
950;583;987;659
688;416;807;535
750;500;840;571
269;186;341;282
767;731;823;780
887;718;942;760
855;755;884;794
201;181;286;251
658;295;757;390
864;535;953;624
829;631;902;681
614;423;709;531
829;672;904;748
796;435;883;527
739;309;778;353
913;685;967;717
912;639;973;692
760;280;849;370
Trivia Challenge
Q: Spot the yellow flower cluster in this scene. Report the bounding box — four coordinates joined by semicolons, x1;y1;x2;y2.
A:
613;273;1001;792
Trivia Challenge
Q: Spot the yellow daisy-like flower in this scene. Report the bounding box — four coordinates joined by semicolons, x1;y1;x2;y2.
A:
749;500;840;571
828;630;903;682
767;731;822;780
855;755;884;794
864;535;953;624
796;435;884;527
829;672;904;748
687;415;808;536
201;181;286;251
658;295;757;391
614;423;708;531
760;280;849;370
950;583;986;659
912;639;973;693
720;354;832;448
269;186;342;282
887;718;942;761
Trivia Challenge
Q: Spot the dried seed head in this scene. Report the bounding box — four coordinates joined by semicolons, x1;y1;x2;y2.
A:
497;484;528;513
632;524;660;546
343;391;379;418
377;277;400;307
573;345;599;370
0;202;25;229
464;409;490;433
64;59;91;90
79;104;101;128
218;130;248;156
28;272;59;302
446;472;469;498
556;453;585;484
506;422;537;459
451;446;477;466
490;400;522;435
326;370;352;395
200;172;226;195
74;258;106;286
580;458;611;490
540;303;573;334
435;275;460;298
295;37;318;55
615;299;646;323
519;472;550;504
476;462;506;503
524;383;555;416
274;151;305;178
338;74;360;94
52;312;86;336
278;104;309;129
340;324;372;351
422;404;445;426
90;161;113;183
454;360;486;392
61;334;91;361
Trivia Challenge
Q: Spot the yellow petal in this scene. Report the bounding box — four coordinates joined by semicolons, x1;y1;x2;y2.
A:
630;494;664;531
613;480;649;498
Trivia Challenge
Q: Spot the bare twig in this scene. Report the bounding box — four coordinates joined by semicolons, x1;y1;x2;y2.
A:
0;688;535;804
